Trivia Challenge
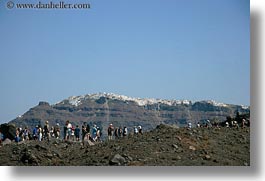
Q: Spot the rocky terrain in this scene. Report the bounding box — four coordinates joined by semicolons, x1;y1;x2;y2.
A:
9;93;250;138
0;125;250;166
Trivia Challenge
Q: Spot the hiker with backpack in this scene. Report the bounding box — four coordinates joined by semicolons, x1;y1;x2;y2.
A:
54;123;60;139
92;124;97;142
43;121;50;141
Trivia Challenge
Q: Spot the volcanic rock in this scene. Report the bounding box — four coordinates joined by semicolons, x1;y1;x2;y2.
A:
109;154;126;166
2;138;12;145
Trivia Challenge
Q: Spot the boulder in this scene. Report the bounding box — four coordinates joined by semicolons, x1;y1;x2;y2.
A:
20;148;38;165
109;154;126;166
83;140;95;146
2;138;12;145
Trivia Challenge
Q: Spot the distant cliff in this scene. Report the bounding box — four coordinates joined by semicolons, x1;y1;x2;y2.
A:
9;93;249;135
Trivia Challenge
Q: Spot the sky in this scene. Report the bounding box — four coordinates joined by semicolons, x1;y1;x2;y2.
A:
0;0;250;123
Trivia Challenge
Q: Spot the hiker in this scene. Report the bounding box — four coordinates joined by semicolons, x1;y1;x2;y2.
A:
37;125;42;141
233;121;239;129
214;122;220;129
23;126;29;141
138;125;143;134
43;121;50;141
225;121;229;128
96;127;102;142
66;120;72;140
92;124;97;142
74;125;80;141
107;124;114;140
134;126;138;135
117;127;123;138
231;121;234;127
242;119;247;128
50;126;55;138
54;123;60;139
86;123;91;138
32;125;38;140
187;122;192;129
197;122;201;128
71;126;75;141
63;122;67;140
19;127;24;141
114;127;119;139
123;126;128;137
82;122;87;141
206;120;212;128
15;128;20;142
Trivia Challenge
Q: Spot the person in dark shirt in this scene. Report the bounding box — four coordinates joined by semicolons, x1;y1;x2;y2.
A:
74;125;80;141
63;123;67;140
82;122;87;141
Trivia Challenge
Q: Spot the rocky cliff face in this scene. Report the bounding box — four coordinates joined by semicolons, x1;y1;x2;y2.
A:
9;93;249;136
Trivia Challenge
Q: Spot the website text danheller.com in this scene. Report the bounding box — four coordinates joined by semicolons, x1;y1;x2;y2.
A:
8;1;91;9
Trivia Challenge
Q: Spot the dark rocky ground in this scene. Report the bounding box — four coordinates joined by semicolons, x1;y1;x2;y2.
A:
0;125;250;166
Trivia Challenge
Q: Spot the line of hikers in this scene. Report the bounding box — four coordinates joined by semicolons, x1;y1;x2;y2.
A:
107;124;143;140
187;118;249;129
14;121;61;142
12;120;143;143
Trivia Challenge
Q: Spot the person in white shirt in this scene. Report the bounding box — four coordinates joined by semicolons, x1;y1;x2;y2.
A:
66;120;72;140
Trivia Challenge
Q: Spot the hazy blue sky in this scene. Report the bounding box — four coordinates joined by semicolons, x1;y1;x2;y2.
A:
0;0;249;123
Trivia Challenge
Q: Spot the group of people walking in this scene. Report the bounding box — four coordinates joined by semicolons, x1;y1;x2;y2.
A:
11;120;143;143
107;124;143;140
14;121;61;142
